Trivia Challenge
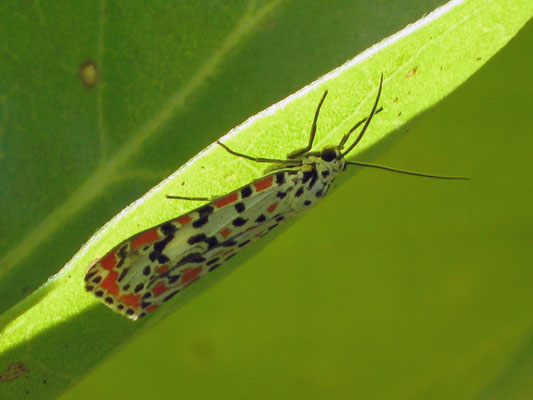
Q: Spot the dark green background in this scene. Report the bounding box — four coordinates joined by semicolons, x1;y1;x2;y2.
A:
61;19;533;400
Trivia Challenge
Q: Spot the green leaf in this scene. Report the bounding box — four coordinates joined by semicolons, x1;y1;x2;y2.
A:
0;1;531;399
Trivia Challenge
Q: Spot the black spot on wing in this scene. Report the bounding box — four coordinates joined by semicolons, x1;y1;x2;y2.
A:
222;239;237;247
302;170;315;184
232;217;248;227
85;271;96;281
275;172;286;185
163;290;180;302
208;264;221;272
116;245;128;268
117;267;130;283
193;215;209;228
303;169;318;188
176;252;206;267
149;234;174;262
188;233;207;245
157;254;170;263
241;186;252;198
238;239;251;248
160;222;177;236
205;236;219;249
206;257;220;266
198;205;214;217
234;202;246;213
153;237;172;253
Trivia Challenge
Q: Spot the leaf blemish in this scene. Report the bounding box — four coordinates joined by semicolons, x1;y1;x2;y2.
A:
0;362;29;382
406;66;418;78
79;60;99;88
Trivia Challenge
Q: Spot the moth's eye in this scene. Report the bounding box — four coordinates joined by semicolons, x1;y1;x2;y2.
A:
321;148;337;162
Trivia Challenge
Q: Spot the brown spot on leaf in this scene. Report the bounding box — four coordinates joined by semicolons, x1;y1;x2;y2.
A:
406;66;418;78
0;362;29;382
79;60;99;88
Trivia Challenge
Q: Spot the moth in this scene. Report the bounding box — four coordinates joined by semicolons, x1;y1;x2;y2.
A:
84;75;465;320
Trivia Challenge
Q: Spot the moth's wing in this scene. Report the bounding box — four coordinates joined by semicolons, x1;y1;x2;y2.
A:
85;172;304;320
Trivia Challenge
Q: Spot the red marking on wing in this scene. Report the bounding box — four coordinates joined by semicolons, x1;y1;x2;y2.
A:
157;265;169;274
181;266;203;286
100;250;117;271
119;293;140;310
214;192;239;208
176;215;192;225
223;249;235;256
146;304;159;313
100;270;120;297
267;202;278;213
220;227;232;238
254;176;274;192
131;228;160;249
152;281;170;297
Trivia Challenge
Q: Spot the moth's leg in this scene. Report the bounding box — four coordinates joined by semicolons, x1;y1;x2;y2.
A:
337;107;383;149
166;195;217;201
287;90;328;159
217;141;300;165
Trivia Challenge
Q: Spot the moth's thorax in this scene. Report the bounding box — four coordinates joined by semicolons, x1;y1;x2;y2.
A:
302;153;345;185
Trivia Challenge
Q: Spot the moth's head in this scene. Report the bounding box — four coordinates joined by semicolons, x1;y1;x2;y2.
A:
316;145;345;176
319;146;341;162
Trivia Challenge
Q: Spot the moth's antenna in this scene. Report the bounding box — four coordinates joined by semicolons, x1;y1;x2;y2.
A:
338;107;383;149
345;161;470;180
